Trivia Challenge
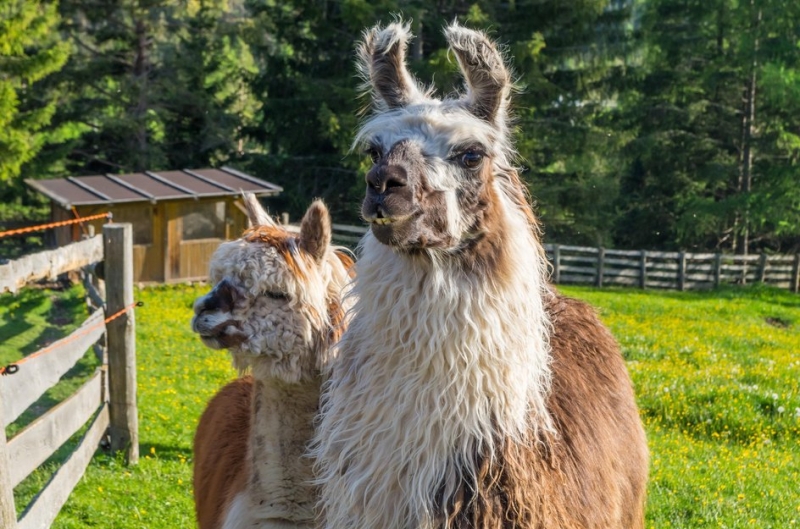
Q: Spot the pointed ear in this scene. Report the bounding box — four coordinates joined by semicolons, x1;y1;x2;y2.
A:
242;192;275;228
357;21;426;111
299;200;332;262
445;23;512;126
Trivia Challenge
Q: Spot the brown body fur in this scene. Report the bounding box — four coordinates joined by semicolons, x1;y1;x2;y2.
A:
447;295;647;529
194;377;253;529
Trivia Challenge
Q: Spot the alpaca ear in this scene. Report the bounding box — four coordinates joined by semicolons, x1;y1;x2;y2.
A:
242;192;275;228
357;21;425;111
445;23;512;126
299;200;332;262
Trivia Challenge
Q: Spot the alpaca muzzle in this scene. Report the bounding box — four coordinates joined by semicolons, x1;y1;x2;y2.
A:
191;278;246;349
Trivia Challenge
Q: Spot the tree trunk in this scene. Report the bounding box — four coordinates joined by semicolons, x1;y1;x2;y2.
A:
132;16;150;172
735;1;762;255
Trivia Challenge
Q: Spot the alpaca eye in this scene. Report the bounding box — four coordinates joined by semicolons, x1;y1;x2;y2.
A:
366;147;382;165
461;150;483;169
265;291;288;301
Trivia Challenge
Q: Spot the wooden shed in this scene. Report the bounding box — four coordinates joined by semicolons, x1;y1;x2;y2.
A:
26;167;282;284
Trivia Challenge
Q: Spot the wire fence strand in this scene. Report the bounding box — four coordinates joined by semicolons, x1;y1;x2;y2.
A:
0;301;142;376
0;212;111;239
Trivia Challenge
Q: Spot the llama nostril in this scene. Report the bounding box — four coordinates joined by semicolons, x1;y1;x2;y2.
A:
366;165;407;194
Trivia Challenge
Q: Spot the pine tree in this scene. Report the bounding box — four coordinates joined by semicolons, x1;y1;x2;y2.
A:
0;0;70;186
614;0;800;253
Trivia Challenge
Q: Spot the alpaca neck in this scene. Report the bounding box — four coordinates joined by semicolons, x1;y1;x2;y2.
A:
245;373;320;523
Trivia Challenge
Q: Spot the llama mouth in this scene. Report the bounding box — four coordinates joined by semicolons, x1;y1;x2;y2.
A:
368;212;413;226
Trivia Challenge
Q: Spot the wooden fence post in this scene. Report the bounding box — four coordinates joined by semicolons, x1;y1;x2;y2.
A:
757;253;768;283
678;252;687;291
714;253;722;289
792;254;800;294
596;247;605;288
103;224;139;465
0;392;18;529
552;245;561;284
639;250;648;289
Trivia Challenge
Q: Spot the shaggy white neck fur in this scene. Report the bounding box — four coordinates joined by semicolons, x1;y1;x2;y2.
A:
313;190;552;529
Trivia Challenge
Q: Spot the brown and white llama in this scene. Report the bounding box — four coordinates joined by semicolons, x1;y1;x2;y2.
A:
191;195;352;529
311;22;649;529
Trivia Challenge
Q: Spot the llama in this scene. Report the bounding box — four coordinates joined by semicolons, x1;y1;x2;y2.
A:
311;22;649;529
191;194;352;529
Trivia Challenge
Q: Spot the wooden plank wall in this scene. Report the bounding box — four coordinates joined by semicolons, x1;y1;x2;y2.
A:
179;240;222;280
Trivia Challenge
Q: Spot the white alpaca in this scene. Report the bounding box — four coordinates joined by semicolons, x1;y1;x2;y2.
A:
311;22;648;529
191;195;352;529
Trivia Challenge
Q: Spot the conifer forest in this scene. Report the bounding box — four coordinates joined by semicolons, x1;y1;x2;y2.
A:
1;0;799;254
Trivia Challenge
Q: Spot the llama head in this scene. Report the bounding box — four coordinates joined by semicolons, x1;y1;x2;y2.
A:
356;21;534;254
191;194;351;382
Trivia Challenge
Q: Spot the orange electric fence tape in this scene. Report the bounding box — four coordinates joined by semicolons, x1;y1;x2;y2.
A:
0;301;143;376
0;212;112;239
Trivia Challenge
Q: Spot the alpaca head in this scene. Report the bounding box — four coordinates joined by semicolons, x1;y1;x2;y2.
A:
356;21;534;254
191;194;351;382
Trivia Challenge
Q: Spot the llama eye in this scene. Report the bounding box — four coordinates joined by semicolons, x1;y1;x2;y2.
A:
366;147;382;165
461;150;483;169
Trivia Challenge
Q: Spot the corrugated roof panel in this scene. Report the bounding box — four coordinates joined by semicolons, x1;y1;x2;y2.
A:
192;168;277;193
80;175;143;201
37;179;105;205
116;173;186;199
155;171;221;194
26;168;281;206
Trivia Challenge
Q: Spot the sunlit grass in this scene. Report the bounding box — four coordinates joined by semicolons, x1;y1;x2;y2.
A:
3;283;798;527
560;285;800;528
51;284;237;528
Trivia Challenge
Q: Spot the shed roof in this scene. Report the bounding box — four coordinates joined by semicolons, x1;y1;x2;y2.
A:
25;167;282;208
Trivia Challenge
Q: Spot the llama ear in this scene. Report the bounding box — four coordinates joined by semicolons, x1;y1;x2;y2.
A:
445;23;512;126
242;192;275;228
299;200;332;262
357;21;425;111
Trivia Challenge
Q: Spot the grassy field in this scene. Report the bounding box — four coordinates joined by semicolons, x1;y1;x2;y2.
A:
1;283;798;528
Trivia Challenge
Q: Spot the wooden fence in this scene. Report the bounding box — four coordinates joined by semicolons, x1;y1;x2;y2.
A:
0;223;139;529
321;222;800;293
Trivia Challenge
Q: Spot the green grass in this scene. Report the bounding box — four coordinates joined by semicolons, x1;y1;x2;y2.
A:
559;285;800;528
2;283;799;528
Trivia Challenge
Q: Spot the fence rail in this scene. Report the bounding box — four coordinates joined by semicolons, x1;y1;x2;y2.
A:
546;244;800;292
0;223;138;529
320;222;800;293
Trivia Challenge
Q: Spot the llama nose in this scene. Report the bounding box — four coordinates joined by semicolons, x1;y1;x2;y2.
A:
366;165;408;194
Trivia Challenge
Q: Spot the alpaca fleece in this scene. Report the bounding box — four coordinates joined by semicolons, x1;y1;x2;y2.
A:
193;198;353;529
